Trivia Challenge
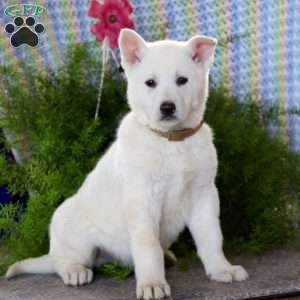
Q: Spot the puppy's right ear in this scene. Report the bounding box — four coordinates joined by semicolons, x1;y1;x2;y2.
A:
186;35;217;69
119;29;147;67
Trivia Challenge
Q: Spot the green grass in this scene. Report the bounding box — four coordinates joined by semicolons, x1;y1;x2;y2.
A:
95;262;133;280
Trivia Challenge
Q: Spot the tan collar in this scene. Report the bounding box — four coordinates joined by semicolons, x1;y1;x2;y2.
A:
150;120;204;141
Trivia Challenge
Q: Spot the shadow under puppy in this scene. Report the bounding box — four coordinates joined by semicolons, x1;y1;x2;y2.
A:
6;29;248;300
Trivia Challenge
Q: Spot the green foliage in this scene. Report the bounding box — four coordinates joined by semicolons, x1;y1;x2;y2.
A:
95;262;133;280
0;44;299;278
0;202;20;239
0;44;128;268
205;89;300;254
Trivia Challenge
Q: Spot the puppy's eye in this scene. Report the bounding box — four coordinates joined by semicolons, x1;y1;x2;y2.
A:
145;79;157;88
176;76;188;86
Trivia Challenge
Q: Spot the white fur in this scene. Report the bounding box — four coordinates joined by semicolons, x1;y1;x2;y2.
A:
6;29;248;299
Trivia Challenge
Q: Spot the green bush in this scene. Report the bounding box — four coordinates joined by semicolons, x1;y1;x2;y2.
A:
0;44;128;272
0;44;299;276
206;90;300;254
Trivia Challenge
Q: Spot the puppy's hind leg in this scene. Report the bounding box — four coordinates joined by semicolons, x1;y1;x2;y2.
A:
56;262;94;287
50;232;96;287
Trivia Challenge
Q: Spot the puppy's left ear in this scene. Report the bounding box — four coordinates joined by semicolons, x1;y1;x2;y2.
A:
119;29;147;68
186;35;217;68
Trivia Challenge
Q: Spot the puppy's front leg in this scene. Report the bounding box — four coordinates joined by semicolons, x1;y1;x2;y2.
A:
123;184;171;300
187;184;248;283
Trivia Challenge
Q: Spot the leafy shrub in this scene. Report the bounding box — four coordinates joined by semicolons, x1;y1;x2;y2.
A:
0;44;299;276
0;44;128;271
205;89;300;253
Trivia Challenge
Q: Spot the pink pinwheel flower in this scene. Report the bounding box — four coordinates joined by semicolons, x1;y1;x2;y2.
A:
88;0;135;48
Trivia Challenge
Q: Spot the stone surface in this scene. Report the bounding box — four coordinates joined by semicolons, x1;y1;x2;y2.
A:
1;250;300;300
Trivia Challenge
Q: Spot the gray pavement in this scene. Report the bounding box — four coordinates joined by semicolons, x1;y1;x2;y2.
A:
1;249;300;300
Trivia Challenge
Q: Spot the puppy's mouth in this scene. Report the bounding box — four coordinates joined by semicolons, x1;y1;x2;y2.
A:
160;115;178;122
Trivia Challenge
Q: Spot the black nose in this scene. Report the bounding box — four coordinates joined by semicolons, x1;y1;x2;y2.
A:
160;101;176;117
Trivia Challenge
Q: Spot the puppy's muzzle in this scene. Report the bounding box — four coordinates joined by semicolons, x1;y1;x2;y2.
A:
160;101;176;120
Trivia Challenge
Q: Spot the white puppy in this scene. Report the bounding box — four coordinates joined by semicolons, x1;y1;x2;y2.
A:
6;29;248;299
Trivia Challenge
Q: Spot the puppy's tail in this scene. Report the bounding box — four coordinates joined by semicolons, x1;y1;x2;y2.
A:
6;254;54;279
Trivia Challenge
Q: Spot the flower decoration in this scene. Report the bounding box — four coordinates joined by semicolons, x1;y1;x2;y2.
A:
88;0;135;120
88;0;134;49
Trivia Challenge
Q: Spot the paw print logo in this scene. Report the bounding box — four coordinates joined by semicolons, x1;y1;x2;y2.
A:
4;16;45;47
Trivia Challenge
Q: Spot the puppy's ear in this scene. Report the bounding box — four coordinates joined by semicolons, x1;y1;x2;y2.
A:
186;35;217;68
119;29;147;67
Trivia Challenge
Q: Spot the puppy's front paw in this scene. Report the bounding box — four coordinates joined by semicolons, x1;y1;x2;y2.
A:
209;265;248;283
136;281;171;300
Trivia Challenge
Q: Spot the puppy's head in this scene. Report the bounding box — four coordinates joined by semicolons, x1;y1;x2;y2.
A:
119;29;217;130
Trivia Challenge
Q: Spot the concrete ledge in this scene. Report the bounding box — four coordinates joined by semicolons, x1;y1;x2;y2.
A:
1;250;300;300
